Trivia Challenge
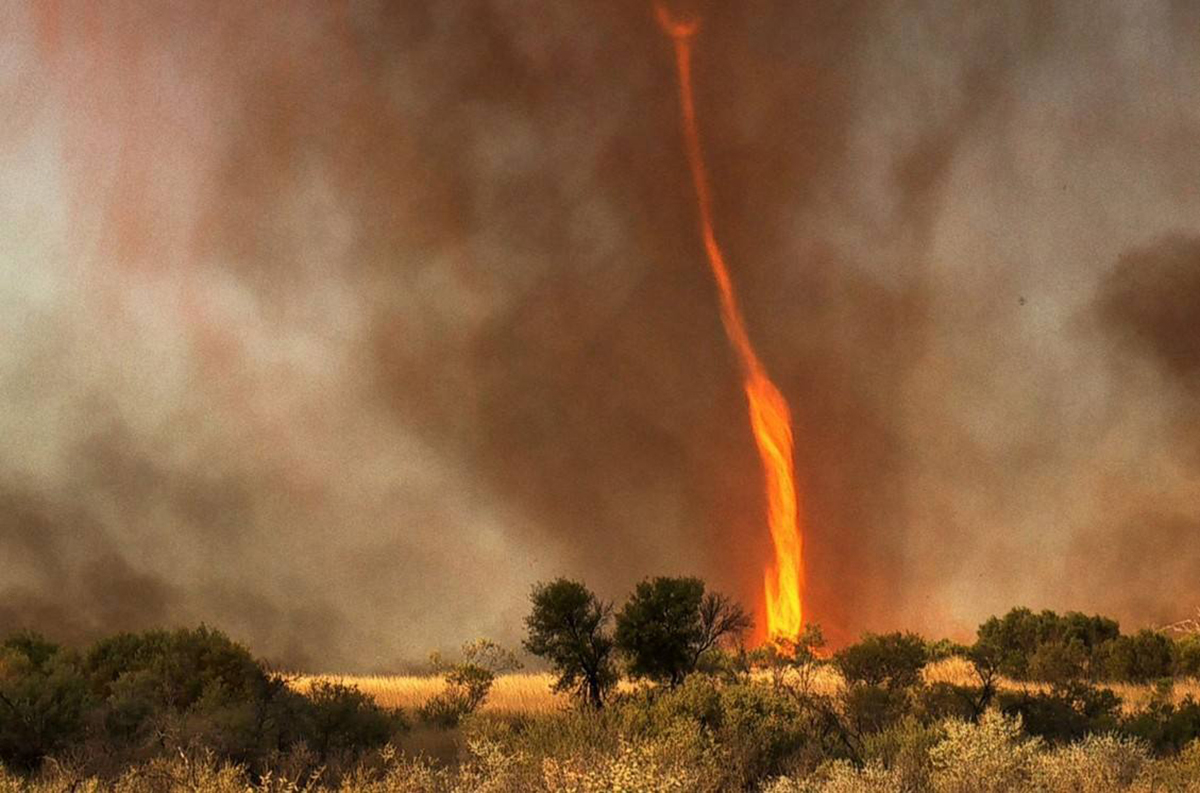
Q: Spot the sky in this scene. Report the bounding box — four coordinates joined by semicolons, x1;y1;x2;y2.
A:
1;1;1199;670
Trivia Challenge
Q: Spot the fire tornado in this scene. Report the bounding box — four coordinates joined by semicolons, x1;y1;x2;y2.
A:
656;5;804;639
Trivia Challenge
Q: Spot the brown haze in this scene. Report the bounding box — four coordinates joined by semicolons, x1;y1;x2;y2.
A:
1;1;1199;670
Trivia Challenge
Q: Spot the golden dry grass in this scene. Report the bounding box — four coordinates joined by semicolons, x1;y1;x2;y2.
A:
294;659;1200;716
291;672;569;713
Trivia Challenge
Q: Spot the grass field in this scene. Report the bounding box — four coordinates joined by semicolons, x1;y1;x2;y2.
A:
294;658;1200;715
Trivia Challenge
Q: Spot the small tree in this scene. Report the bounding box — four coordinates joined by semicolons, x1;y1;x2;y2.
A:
523;579;617;709
419;639;521;727
615;577;752;687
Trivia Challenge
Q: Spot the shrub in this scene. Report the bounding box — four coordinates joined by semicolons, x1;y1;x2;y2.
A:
998;682;1120;744
302;681;403;761
719;681;823;785
842;684;911;736
82;626;269;711
1120;697;1200;755
0;634;91;770
753;624;827;693
1029;732;1149;792
1098;630;1175;683
976;608;1119;681
766;759;902;793
928;710;1041;793
419;639;521;728
1027;639;1089;685
861;717;942;791
915;683;982;723
834;632;928;690
1173;635;1200;678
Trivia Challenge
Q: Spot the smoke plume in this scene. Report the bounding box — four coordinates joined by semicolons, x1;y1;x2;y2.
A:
2;1;1199;667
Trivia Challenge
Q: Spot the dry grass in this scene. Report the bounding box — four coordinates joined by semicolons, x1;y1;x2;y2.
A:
291;672;569;713
922;657;1200;713
294;659;1200;716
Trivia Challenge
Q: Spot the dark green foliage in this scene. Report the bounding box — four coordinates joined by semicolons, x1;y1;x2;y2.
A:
0;626;405;774
82;626;269;710
1121;697;1200;754
1173;635;1200;677
975;607;1121;682
842;684;911;735
1098;630;1175;683
1027;638;1089;685
303;681;401;760
616;577;707;687
524;578;618;709
0;634;91;770
915;682;983;723
834;632;928;689
717;680;822;781
614;577;751;688
925;638;969;663
998;681;1121;743
615;676;824;785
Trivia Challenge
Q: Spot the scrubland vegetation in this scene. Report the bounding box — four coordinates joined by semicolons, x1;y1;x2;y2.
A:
4;577;1200;790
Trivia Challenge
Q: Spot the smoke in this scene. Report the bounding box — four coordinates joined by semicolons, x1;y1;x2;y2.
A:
2;1;1200;667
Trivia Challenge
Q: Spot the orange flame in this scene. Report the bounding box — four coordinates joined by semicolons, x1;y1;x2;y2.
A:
656;4;804;639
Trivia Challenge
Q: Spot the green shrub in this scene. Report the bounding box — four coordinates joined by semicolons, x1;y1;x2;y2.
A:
860;717;942;791
1173;635;1200;678
998;682;1120;744
302;681;403;761
1027;640;1088;685
0;634;91;770
842;684;910;735
717;681;815;783
916;683;982;723
1120;697;1200;755
83;626;268;710
1097;630;1175;683
975;608;1119;681
835;632;928;689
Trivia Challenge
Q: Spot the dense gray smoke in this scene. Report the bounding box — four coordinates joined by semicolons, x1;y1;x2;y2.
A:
1;1;1199;669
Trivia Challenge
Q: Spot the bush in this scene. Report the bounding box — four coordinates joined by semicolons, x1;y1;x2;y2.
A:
0;633;91;770
1120;696;1200;754
975;608;1119;681
928;710;1042;793
998;682;1121;744
834;632;928;690
1173;635;1200;678
1027;640;1088;685
612;677;821;787
842;684;911;736
303;680;403;760
1029;732;1149;792
419;639;521;727
915;683;983;723
1098;630;1175;683
83;626;269;711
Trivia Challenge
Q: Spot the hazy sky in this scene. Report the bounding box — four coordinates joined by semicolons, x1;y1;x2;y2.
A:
2;1;1199;670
